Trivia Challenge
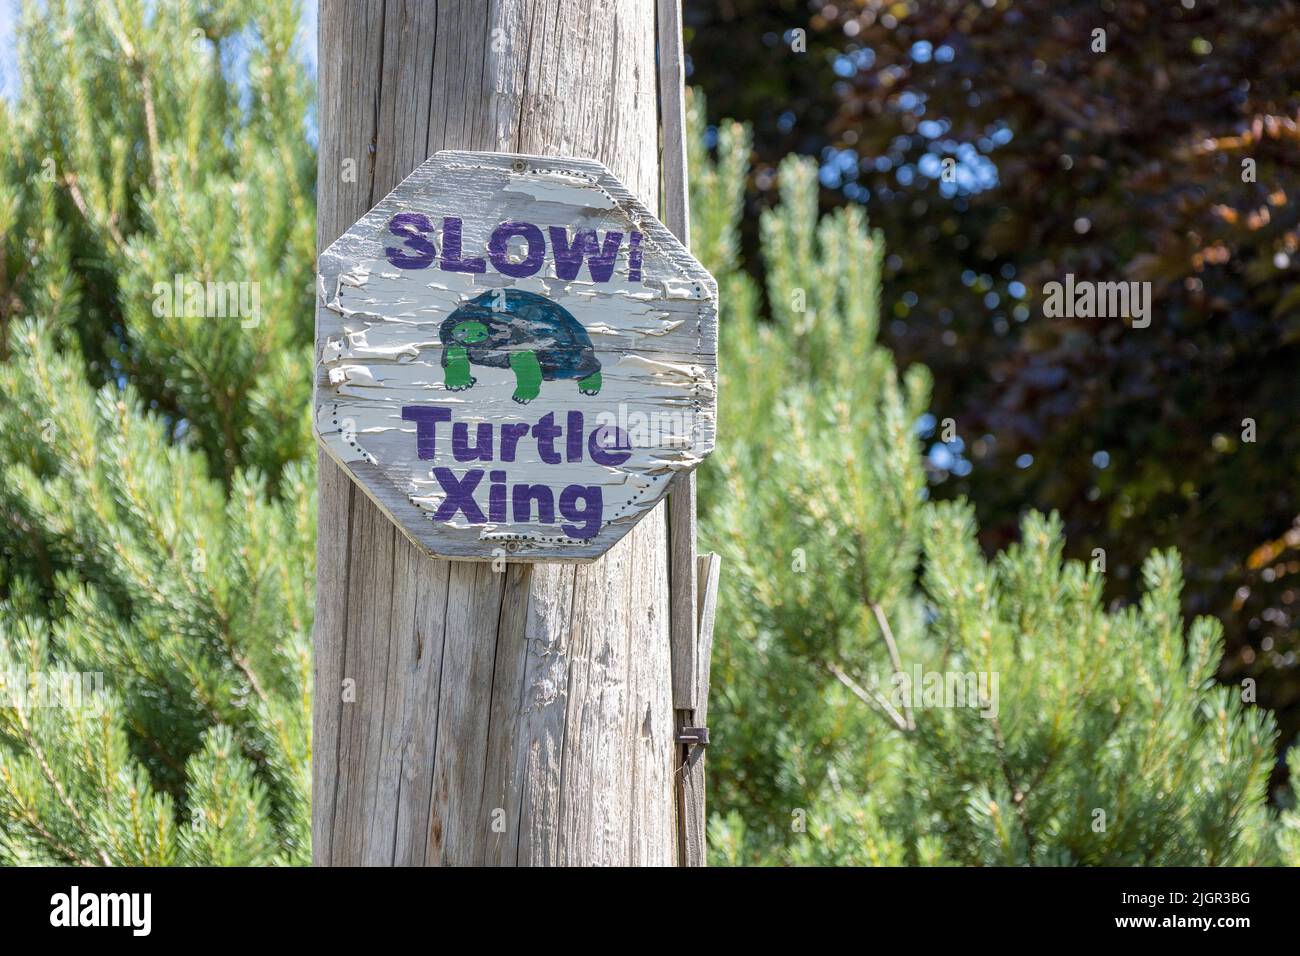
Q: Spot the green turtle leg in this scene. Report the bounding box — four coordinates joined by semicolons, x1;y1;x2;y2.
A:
444;345;475;391
510;350;543;404
578;370;602;396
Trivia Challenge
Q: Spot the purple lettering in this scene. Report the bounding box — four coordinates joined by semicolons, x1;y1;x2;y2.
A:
402;405;452;459
433;468;486;523
488;470;507;522
559;485;603;539
452;421;493;461
386;213;438;269
513;484;555;524
488;221;546;278
628;231;643;282
500;421;531;462
532;412;563;465
589;426;632;466
439;216;486;273
548;227;623;282
566;411;584;462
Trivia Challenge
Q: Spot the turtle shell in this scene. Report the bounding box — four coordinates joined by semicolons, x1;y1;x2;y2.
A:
440;289;600;380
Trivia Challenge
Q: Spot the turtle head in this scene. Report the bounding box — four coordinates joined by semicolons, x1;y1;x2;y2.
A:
451;319;490;344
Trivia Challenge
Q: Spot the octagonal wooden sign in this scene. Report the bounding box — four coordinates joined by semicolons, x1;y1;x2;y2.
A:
314;151;718;562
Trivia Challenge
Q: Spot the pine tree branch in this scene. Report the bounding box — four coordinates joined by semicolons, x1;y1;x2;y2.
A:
62;174;127;251
138;71;161;190
0;765;92;865
990;713;1034;859
849;527;915;730
218;627;270;707
126;715;187;780
826;660;910;733
107;404;269;707
0;254;34;344
11;708;112;866
869;601;914;731
19;811;93;866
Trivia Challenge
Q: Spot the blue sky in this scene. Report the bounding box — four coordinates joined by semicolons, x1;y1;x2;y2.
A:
0;1;16;100
0;0;318;102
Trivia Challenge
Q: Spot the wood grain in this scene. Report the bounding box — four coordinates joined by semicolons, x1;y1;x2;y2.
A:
658;0;700;711
676;552;721;866
314;0;676;866
657;0;718;866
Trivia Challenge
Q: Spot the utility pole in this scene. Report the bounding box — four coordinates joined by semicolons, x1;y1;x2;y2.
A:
314;0;708;866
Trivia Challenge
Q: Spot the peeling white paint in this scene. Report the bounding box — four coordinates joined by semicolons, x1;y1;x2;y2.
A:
314;150;718;562
502;172;617;209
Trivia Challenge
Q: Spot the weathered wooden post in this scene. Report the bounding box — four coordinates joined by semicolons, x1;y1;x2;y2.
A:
313;0;718;866
656;0;719;868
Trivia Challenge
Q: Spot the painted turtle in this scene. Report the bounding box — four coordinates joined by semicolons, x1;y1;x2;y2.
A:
439;289;602;404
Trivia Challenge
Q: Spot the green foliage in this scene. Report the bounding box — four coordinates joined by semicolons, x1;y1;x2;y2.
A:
0;0;314;866
12;0;315;485
0;0;1292;866
686;0;1300;766
691;92;1293;865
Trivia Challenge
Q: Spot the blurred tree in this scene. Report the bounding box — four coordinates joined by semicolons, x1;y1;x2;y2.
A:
689;89;1296;866
0;0;313;864
685;0;1300;785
